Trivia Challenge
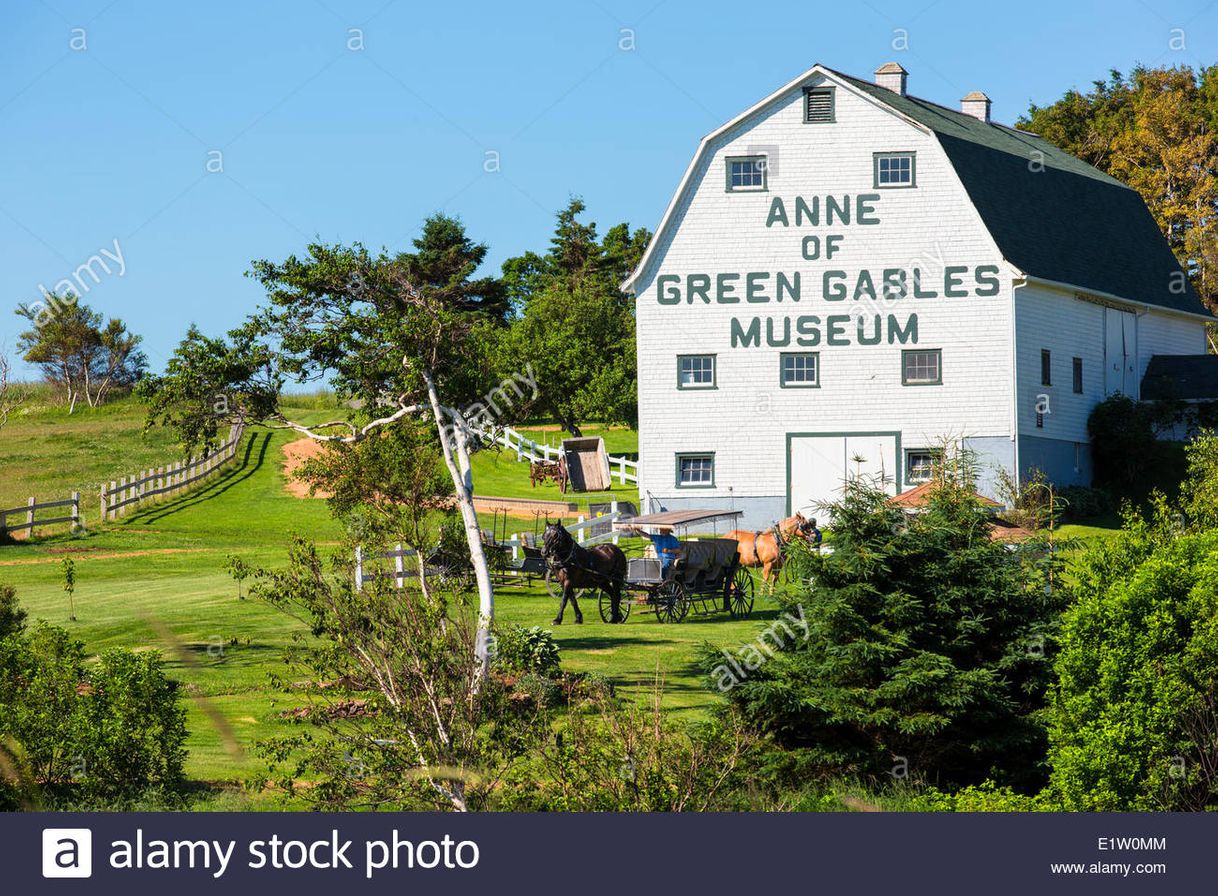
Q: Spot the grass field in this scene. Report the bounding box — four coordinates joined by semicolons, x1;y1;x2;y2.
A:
0;398;779;802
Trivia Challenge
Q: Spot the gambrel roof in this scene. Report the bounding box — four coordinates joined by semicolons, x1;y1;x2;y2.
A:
624;63;1211;320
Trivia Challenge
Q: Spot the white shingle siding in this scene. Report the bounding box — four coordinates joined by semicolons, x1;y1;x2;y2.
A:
631;67;1212;522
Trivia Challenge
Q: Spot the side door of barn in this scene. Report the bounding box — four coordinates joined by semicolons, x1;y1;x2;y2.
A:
787;432;900;517
1104;307;1139;396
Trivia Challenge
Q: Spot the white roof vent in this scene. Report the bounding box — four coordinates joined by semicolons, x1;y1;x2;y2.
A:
874;62;908;95
961;91;992;122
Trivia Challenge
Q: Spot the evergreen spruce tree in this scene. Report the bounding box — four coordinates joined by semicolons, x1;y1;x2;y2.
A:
711;462;1062;789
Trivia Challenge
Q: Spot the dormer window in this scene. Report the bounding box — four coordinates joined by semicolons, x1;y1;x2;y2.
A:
726;156;767;192
804;87;835;122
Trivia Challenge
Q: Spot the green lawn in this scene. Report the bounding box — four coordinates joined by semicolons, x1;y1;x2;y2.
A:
0;403;772;798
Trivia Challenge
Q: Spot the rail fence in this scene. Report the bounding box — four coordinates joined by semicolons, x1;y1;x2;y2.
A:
0;493;81;538
100;423;245;521
355;503;631;591
473;424;638;485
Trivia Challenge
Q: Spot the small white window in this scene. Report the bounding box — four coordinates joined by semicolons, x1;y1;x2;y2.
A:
678;354;715;389
677;454;714;487
905;449;940;483
875;152;915;187
726;156;767;192
780;352;819;387
902;349;941;385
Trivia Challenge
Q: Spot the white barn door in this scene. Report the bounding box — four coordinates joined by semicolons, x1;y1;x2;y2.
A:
1104;308;1138;396
788;433;899;518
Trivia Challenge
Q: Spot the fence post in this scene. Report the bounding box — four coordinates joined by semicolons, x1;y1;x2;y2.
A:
25;496;35;538
71;491;80;531
394;544;404;590
611;500;619;545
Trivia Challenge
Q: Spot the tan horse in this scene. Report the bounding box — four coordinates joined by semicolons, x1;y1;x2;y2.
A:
727;514;813;585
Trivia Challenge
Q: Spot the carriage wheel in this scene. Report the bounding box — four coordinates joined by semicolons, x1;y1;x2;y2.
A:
544;567;562;600
653;580;688;623
727;567;755;618
598;588;630;624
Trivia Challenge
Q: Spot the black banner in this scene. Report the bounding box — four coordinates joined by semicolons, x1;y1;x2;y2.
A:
3;812;1201;894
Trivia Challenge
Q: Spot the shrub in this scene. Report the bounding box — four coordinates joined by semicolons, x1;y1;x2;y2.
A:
0;597;188;806
1048;501;1218;810
492;624;561;675
1088;395;1186;502
0;584;26;640
1056;485;1113;522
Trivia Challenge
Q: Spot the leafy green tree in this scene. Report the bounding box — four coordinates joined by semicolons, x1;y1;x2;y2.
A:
60;557;76;621
710;476;1062;789
497;198;648;435
495;281;636;435
139;215;508;682
16;299;146;411
1048;497;1218;810
1021;65;1218;314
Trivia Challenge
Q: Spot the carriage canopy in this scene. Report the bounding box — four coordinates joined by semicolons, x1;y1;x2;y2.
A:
612;508;743;533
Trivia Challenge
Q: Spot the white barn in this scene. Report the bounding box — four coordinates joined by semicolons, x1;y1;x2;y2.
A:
622;62;1214;527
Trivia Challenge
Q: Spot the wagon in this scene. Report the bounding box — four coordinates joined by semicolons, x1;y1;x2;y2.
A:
611;509;756;623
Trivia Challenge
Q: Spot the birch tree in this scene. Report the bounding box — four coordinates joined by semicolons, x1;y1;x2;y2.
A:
139;216;509;682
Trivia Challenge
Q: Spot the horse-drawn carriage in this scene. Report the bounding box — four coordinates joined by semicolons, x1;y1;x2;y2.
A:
541;509;755;624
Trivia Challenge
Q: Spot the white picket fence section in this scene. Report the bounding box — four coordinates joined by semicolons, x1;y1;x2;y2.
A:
473;424;638;485
0;493;81;537
355;504;629;591
100;423;245;521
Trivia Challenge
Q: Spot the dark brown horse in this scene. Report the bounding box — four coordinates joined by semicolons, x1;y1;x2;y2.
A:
541;521;627;624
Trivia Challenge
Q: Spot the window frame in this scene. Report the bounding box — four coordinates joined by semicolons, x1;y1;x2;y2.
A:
676;353;716;390
904;448;941;484
1041;349;1052;386
1072;357;1083;394
675;452;716;489
901;348;942;386
803;86;835;123
779;352;820;388
873;151;916;189
725;155;768;193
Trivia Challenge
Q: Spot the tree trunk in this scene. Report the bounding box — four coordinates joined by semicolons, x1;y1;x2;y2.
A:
422;369;494;686
562;414;583;438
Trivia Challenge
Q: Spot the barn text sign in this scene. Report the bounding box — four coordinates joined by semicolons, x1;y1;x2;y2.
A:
653;194;1001;348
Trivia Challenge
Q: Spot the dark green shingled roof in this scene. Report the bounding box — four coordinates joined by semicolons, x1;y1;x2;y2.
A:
1142;355;1218;400
833;70;1210;318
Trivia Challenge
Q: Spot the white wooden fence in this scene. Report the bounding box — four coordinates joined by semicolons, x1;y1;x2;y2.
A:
100;423;245;521
355;503;629;591
0;493;81;537
474;424;638;485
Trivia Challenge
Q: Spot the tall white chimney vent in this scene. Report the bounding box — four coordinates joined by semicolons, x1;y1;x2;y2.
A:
961;91;992;122
874;62;908;95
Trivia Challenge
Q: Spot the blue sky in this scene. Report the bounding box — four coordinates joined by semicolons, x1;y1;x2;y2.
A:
2;0;1215;378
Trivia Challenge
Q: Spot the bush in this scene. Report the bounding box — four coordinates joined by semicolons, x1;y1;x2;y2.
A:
710;475;1063;790
492;624;561;675
1048;500;1218;810
1056;486;1113;522
0;598;188;807
1088;395;1186;502
0;584;26;640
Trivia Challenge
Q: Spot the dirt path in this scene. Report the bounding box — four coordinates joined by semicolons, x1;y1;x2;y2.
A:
282;438;331;498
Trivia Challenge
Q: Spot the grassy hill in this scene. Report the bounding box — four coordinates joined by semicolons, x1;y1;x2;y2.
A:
0;398;778;805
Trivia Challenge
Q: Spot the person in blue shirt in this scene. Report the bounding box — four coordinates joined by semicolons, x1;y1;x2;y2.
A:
646;527;682;577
